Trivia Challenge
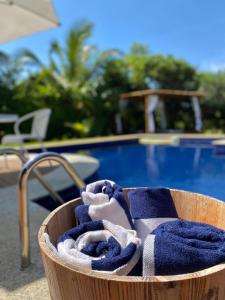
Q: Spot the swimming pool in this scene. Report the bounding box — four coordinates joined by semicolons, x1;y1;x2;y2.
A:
90;143;225;201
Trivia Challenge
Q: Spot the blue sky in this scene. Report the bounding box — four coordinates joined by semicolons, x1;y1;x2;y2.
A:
1;0;225;71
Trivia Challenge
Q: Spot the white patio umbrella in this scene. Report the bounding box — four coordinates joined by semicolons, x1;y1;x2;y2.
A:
0;0;59;44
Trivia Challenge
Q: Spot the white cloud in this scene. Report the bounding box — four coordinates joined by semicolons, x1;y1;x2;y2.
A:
207;62;225;72
200;60;225;72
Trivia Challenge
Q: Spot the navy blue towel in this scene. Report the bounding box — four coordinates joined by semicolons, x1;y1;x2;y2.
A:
143;219;225;276
128;188;178;242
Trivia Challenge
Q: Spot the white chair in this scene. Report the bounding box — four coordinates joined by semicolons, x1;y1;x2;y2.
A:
2;108;52;151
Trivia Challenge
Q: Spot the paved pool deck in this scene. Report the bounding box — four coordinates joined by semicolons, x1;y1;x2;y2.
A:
1;132;225;299
26;132;225;149
1;133;225;152
0;182;50;300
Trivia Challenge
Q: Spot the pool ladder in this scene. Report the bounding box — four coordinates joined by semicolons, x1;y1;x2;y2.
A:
0;149;85;269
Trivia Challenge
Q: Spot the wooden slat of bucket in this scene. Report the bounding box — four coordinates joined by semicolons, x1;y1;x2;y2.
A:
38;189;225;300
42;198;81;243
170;190;225;229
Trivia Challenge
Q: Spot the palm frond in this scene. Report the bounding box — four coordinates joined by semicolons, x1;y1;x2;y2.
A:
49;40;65;75
65;21;93;80
14;49;44;68
95;49;122;67
0;51;10;65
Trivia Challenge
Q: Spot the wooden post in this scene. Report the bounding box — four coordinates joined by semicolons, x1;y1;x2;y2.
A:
191;96;203;132
144;96;149;133
157;100;167;130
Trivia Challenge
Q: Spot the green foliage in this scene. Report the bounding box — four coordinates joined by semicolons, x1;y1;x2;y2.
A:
124;46;200;132
0;21;224;138
148;55;200;131
147;55;199;90
199;72;225;131
125;43;151;89
90;57;132;135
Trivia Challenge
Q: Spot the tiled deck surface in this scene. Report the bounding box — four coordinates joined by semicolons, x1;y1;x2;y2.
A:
0;183;49;300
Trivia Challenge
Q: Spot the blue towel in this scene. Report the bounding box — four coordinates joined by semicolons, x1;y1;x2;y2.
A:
128;188;178;242
143;219;225;276
75;180;134;230
56;220;142;275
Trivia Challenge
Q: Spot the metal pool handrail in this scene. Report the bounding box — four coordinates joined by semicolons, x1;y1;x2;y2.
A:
18;152;85;269
0;148;64;205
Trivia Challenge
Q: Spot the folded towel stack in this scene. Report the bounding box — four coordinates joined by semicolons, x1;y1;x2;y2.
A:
44;180;225;277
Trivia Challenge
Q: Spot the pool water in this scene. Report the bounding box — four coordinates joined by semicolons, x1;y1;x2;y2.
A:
90;143;225;201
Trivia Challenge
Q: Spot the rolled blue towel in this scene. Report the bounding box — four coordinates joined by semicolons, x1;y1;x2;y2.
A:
128;188;178;242
143;219;225;276
56;220;142;275
75;180;134;230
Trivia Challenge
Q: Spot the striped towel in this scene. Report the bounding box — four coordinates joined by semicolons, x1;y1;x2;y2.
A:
143;219;225;276
128;188;178;242
57;220;142;275
75;180;134;230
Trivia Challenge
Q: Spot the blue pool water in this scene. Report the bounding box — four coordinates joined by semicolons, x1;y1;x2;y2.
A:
90;143;225;201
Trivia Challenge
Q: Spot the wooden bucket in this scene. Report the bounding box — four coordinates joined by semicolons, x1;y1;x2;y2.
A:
38;189;225;300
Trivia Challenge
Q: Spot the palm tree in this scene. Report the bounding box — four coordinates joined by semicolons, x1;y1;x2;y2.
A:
16;21;118;93
14;20;120;138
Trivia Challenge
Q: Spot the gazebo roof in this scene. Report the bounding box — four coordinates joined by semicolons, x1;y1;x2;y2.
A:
120;89;206;100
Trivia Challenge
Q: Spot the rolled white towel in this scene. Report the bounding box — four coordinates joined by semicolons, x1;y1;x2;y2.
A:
45;219;142;275
75;180;134;230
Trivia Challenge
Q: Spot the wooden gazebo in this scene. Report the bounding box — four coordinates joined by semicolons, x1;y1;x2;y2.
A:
119;89;206;133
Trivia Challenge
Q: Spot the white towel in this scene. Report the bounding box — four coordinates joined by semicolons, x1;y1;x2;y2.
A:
75;180;134;230
45;220;142;275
